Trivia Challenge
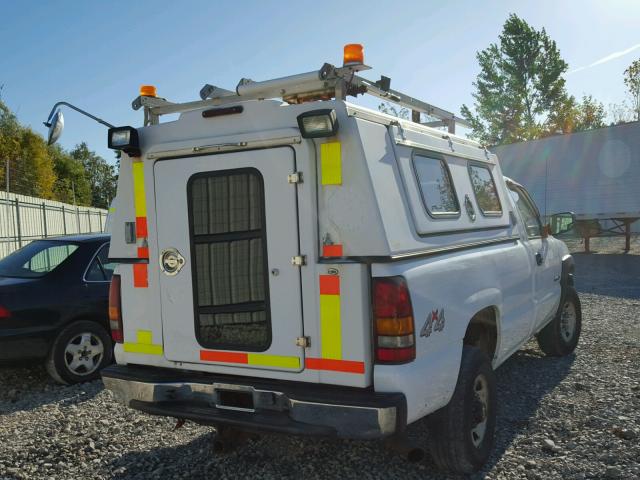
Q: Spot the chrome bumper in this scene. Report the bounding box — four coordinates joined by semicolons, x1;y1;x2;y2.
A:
102;370;405;439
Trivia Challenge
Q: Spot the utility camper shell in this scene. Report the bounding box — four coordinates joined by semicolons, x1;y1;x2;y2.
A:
100;47;580;473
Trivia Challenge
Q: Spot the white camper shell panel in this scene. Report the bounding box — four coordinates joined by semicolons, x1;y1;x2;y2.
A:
110;98;522;393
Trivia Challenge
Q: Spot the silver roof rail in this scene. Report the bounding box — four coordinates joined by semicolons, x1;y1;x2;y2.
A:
133;62;470;133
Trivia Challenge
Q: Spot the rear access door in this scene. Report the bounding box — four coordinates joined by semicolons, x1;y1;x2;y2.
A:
154;147;304;372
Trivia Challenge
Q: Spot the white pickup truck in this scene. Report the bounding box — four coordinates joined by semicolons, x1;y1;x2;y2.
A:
87;46;581;474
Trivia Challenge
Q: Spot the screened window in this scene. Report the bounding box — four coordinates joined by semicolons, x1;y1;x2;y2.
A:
189;169;270;351
468;165;502;215
507;184;542;237
85;244;116;282
412;155;459;216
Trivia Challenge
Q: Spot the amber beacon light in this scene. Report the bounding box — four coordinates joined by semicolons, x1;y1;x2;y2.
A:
139;85;157;97
343;43;364;66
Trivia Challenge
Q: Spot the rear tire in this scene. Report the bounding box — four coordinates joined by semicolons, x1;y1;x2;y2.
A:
536;286;581;357
46;320;113;385
426;346;497;474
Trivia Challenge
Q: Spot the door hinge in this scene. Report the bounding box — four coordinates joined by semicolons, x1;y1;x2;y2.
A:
287;172;303;184
295;336;310;348
291;255;307;266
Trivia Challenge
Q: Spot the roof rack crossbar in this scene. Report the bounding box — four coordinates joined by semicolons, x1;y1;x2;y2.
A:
134;62;469;133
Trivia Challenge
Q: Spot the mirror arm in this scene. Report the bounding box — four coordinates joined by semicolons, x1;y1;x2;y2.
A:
43;102;115;129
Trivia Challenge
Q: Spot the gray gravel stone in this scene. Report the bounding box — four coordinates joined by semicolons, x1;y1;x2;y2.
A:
0;249;638;479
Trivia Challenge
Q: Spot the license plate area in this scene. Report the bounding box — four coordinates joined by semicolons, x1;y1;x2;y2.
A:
214;387;255;412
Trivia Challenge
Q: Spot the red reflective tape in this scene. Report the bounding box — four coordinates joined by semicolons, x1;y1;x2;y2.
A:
306;357;365;374
200;350;248;364
136;217;148;238
322;244;343;257
133;263;148;288
137;246;149;259
319;275;340;295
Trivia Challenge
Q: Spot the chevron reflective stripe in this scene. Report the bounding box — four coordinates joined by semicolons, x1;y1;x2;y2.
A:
306;357;365;374
200;350;300;369
132;160;149;286
322;243;343;258
320;141;341;185
319;274;341;359
314;274;365;374
132;264;148;288
123;329;162;355
132;161;147;220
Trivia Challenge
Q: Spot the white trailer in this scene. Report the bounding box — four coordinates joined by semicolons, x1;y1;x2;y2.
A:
45;45;582;474
493;122;640;251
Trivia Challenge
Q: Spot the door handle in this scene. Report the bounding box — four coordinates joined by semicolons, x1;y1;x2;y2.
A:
535;252;543;266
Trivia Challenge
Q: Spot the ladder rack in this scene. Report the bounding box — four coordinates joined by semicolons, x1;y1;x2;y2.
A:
133;62;470;134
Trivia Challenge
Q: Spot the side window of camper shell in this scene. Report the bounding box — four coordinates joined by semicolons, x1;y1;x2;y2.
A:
412;154;460;217
468;164;502;216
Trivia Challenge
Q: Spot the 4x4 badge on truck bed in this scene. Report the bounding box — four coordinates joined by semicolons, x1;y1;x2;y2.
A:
420;309;445;338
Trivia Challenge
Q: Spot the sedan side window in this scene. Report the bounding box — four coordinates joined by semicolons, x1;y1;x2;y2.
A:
85;244;116;282
507;184;542;237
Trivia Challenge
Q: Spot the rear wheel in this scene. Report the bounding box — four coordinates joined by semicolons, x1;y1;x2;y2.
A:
426;346;497;474
536;286;581;356
46;320;113;384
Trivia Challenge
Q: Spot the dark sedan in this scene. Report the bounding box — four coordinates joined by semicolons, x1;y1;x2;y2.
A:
0;234;114;384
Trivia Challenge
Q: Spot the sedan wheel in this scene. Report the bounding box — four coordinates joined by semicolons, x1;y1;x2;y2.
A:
64;332;105;376
46;320;113;384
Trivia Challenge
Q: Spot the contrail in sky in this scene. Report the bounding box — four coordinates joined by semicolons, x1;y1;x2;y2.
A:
568;43;640;75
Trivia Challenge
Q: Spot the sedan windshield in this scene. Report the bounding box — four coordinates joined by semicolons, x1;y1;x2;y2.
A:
0;241;80;278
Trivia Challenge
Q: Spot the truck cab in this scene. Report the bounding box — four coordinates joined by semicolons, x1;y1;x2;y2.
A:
99;46;581;474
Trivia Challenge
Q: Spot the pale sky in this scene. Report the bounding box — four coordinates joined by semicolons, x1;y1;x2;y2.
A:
1;0;639;162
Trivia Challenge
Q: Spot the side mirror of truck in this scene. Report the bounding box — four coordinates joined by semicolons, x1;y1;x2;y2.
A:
549;212;576;236
46;110;64;145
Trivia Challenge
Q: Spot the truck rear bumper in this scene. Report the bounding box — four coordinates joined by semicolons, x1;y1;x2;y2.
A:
102;364;406;439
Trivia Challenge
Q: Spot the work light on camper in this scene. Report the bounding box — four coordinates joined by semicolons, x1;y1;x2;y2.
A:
108;126;140;156
297;109;338;138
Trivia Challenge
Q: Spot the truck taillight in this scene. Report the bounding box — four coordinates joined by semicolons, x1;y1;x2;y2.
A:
373;276;415;364
109;274;123;343
0;305;11;319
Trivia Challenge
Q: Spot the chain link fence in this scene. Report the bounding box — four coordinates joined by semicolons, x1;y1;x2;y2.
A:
0;192;108;259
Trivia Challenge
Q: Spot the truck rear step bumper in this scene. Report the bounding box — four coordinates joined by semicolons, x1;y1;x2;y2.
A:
102;364;406;439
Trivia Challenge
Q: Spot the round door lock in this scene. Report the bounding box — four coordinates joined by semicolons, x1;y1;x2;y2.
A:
160;248;185;276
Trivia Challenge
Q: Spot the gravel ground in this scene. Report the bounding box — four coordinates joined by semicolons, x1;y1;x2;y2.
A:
1;251;638;479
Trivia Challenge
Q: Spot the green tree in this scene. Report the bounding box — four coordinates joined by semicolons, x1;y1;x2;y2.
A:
70;142;116;208
49;144;92;205
461;14;570;145
546;95;606;135
0;98;21;187
12;129;56;198
623;58;640;121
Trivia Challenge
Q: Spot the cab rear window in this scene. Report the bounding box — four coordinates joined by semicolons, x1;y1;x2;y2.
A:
468;164;502;215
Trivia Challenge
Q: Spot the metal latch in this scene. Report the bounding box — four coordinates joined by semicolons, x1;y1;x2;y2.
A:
295;336;310;348
291;255;307;266
287;172;303;184
124;222;136;244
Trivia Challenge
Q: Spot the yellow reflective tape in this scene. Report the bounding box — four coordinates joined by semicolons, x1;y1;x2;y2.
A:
247;353;300;369
137;330;153;345
123;330;162;355
319;294;341;359
132;161;147;217
123;342;163;355
320;142;342;185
